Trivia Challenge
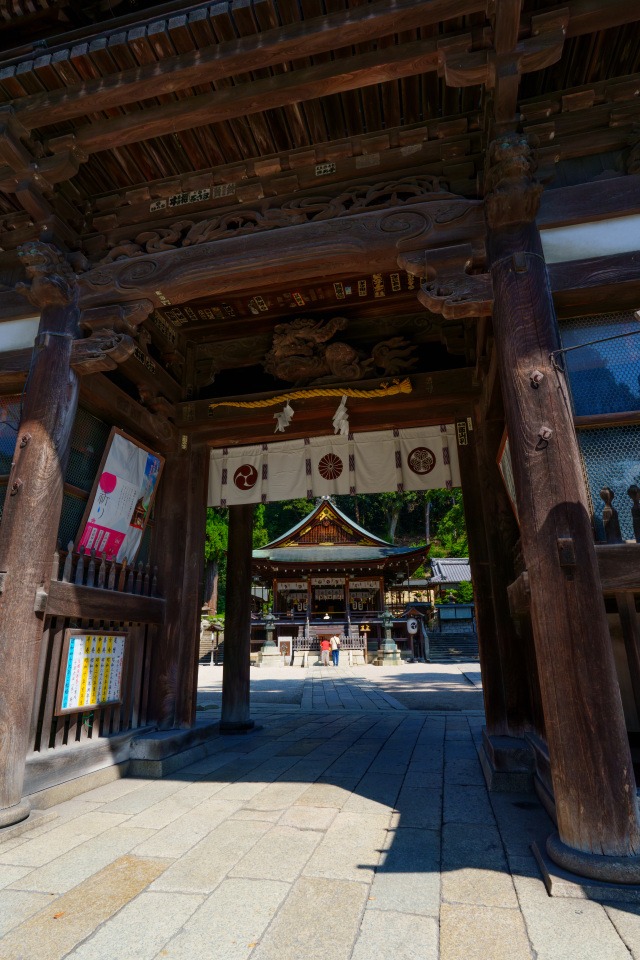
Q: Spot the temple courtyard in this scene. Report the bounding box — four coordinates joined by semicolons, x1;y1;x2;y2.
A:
1;664;639;960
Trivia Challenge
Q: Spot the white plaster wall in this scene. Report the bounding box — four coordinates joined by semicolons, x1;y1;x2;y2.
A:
539;213;640;264
0;317;39;352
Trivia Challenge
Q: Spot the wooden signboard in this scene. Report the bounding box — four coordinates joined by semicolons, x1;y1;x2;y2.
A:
55;631;129;716
497;429;519;522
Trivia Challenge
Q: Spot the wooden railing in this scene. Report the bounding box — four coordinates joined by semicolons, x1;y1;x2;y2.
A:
44;541;164;623
25;542;167;796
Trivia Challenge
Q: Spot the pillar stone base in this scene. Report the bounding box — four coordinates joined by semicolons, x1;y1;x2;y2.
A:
478;728;535;792
543;832;640;886
374;642;402;666
255;641;283;668
0;799;31;829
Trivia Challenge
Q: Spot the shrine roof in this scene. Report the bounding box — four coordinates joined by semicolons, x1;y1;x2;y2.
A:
252;544;428;563
261;496;393;550
429;558;471;584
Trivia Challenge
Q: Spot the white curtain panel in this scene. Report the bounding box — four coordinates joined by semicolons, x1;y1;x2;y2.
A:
208;424;460;507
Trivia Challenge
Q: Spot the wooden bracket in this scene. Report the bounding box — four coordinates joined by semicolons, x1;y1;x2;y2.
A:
79;299;154;337
70;329;136;375
414;243;494;319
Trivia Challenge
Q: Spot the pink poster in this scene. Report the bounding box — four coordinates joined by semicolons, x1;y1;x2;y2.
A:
78;431;163;563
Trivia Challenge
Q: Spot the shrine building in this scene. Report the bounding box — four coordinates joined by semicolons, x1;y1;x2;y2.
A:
250;497;428;660
1;0;640;895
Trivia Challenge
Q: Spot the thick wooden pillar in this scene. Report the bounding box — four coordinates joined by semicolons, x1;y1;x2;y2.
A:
0;255;79;824
456;420;509;737
221;503;255;732
486;133;640;871
474;415;533;737
149;444;208;729
176;445;208;727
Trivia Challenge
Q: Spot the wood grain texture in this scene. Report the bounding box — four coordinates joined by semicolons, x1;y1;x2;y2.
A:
489;217;640;856
0;297;79;811
175;444;209;728
456;417;509;736
616;592;640;726
45;581;166;623
221;503;255;729
52;40;442;156
474;413;534;737
77;199;484;309
13;0;483;129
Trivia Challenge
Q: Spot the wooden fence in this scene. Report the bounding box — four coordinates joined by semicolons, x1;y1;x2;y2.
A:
25;542;165;793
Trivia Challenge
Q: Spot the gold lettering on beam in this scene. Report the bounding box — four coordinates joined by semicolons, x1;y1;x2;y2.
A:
334;282;345;300
358;280;367;297
372;274;385;298
390;273;401;292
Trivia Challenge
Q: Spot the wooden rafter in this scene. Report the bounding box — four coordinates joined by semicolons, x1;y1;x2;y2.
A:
11;0;486;129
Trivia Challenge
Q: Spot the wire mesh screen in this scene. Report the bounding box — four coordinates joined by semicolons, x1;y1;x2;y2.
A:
66;408;111;492
57;494;88;549
57;409;110;547
559;311;640;416
576;425;640;541
0;394;22;474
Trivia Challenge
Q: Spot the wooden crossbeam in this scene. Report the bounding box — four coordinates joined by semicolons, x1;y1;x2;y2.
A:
12;0;484;130
179;369;479;445
50;40;445;155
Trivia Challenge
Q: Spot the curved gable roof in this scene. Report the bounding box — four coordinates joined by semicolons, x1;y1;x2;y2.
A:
262;496;393;550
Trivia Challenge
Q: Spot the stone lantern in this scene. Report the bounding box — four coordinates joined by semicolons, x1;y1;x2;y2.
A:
256;608;283;668
375;605;401;666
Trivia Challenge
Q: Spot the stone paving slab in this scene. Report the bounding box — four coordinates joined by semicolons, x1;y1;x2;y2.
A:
156;878;289;960
351;909;439;960
0;855;169;960
440;903;532;960
250;877;367;960
2;670;640;960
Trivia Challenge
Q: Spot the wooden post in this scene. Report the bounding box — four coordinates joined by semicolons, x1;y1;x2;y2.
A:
0;246;79;825
474;414;535;737
148;443;208;729
221;503;255;732
456;419;509;737
486;133;640;872
175;444;208;728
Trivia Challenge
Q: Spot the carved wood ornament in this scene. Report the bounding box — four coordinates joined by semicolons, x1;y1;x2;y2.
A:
398;134;546;321
262;316;417;385
14;241;142;375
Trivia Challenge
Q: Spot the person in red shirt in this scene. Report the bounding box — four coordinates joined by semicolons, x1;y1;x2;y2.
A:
320;637;331;666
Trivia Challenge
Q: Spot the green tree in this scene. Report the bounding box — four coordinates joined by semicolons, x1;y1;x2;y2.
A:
204;507;228;615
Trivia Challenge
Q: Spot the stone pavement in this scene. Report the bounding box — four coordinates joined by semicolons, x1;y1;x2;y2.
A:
1;669;640;959
196;662;485;713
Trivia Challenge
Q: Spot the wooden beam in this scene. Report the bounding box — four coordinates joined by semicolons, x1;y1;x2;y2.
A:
77;199;484;308
574;411;640;430
14;0;484;130
48;40;444;155
537;174;640;229
510;545;640;602
78;373;178;453
46;580;165;623
549;251;640;316
0;347;30;391
181;368;479;446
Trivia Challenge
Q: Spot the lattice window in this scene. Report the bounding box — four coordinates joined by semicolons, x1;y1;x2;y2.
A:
560;311;640;417
576;425;640;542
559;314;640;541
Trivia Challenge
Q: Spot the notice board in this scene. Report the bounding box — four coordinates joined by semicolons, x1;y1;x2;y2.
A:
77;427;164;563
55;632;128;715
